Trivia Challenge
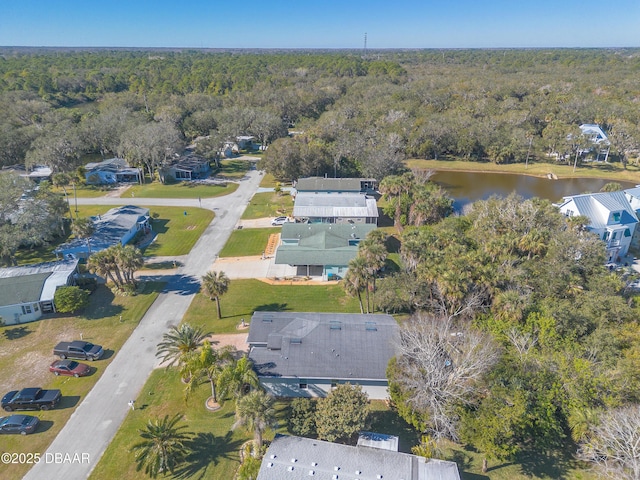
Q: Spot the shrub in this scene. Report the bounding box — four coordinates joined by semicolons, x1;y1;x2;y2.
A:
54;286;90;313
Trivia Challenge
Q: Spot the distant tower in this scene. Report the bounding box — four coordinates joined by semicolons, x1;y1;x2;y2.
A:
363;32;367;58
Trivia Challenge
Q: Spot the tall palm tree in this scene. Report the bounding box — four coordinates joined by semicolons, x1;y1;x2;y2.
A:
87;248;122;288
184;340;234;405
343;256;370;313
234;390;276;453
218;356;260;402
132;414;193;478
201;270;230;319
71;217;95;255
114;244;144;286
156;323;207;373
358;240;388;313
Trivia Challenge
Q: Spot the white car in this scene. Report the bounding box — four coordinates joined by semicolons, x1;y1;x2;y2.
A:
271;216;289;226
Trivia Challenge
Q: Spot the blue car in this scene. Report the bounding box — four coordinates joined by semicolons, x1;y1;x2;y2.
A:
0;414;40;435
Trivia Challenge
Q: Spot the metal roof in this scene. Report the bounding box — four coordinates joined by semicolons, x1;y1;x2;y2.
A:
560;191;638;229
257;434;461;480
0;258;78;306
248;312;398;381
293;192;378;219
56;205;149;254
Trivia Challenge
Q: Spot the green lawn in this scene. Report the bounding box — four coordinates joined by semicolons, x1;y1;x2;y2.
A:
259;172;279;188
406;158;640;183
125;181;238;199
89;368;253;480
53;184;116;198
69;205;214;257
0;282;162;480
218;227;280;257
216;159;251;179
241;192;293;219
183;279;362;333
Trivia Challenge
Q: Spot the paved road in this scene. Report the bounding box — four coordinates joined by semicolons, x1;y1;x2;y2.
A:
24;170;262;480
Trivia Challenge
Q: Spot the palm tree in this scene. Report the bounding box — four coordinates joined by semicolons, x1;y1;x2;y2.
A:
343;256;370;313
156;323;207;374
358;240;388;313
234;390;276;453
201;270;230;319
87;248;122;288
218;356;260;402
114;244;144;286
132;414;193;478
71;217;95;255
184;340;234;405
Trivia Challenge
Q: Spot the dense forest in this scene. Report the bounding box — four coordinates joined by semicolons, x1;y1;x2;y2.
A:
2;48;640;477
1;48;639;179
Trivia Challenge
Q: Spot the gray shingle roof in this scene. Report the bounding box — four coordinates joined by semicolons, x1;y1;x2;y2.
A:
293;192;378;219
257;435;461;480
295;177;372;193
248;312;398;381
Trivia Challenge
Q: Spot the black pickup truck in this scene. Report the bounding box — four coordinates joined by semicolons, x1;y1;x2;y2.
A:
53;340;104;361
2;388;62;412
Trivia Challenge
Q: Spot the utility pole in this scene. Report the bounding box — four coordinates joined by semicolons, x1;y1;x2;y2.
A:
363;32;367;59
73;182;78;218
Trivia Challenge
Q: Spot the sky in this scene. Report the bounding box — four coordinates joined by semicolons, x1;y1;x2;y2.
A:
0;0;639;49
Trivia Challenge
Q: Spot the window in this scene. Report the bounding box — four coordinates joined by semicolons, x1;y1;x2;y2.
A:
21;305;32;314
613;212;621;222
625;228;632;237
33;304;39;312
612;231;618;240
566;209;574;217
331;380;338;388
299;382;308;390
603;231;610;241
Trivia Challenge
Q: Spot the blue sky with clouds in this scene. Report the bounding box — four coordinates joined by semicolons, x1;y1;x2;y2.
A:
1;0;638;48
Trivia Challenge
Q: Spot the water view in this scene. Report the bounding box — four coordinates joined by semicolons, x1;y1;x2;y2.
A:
432;170;637;212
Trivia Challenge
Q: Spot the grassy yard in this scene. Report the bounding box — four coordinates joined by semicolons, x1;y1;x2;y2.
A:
216;159;251;179
89;368;253;480
125;181;238;199
0;282;162;480
259;172;279;188
53;184;117;198
406;158;640;183
241;191;293;219
183;279;362;333
218;227;280;257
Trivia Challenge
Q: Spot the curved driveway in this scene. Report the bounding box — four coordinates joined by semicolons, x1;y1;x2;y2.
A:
24;171;262;480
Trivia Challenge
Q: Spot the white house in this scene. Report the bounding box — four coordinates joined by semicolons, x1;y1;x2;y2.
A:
0;258;79;325
247;312;398;400
258;434;461;480
579;124;611;161
557;191;638;261
55;205;151;261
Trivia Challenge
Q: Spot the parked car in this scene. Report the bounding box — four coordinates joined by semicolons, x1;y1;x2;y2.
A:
53;340;103;361
2;388;61;412
49;360;91;377
271;216;290;226
0;414;39;435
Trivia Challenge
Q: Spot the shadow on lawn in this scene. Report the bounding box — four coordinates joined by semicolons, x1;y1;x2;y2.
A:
173;431;243;479
3;326;32;340
82;286;124;320
254;303;289;312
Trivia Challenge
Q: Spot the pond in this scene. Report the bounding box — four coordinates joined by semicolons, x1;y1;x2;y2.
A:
431;170;638;212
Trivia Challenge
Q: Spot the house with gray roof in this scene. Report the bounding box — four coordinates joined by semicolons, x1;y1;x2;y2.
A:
293;192;378;225
557;191;638;261
275;223;376;280
258;434;461;480
55;205;150;261
0;258;79;325
247;312;398;399
158;154;211;183
85;158;141;185
295;177;378;194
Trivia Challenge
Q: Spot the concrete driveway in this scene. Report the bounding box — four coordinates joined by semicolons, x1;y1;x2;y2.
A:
24;170;263;480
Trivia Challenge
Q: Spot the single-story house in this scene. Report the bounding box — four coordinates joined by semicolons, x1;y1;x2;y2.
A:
221;136;257;157
55;205;151;261
85;158;141;185
258;434;461;480
293;192;378;225
247;312;398;400
294;176;378;194
275;223;376;280
159;154;211;183
0;258;79;325
1;165;52;183
557;190;638;261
